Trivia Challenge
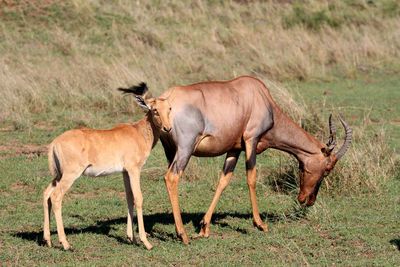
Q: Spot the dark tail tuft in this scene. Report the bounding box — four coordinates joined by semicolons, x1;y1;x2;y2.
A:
52;148;62;181
118;82;149;96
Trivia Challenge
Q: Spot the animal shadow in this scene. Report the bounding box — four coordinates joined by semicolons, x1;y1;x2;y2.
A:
13;207;308;247
390;239;400;251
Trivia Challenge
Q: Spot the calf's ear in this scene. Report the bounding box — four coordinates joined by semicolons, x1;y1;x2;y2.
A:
134;96;151;110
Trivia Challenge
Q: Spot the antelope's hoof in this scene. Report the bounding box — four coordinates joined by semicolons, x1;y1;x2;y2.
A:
254;222;269;232
128;237;138;245
45;240;52;247
145;244;153;250
177;233;189;244
64;247;74;252
191;233;205;239
192;227;210;239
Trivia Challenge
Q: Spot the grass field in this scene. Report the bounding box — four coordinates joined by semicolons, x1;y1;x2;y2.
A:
0;0;399;265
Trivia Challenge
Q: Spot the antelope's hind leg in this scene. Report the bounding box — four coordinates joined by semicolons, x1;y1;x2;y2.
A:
125;167;152;250
123;171;138;245
43;181;56;247
193;150;241;238
50;171;81;251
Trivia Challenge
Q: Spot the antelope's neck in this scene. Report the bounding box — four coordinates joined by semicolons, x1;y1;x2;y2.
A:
262;109;324;161
136;113;160;150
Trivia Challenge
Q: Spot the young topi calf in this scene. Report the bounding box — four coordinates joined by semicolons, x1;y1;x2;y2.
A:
43;83;172;251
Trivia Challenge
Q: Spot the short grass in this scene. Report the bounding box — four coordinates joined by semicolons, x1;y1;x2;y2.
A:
0;0;399;265
0;73;399;265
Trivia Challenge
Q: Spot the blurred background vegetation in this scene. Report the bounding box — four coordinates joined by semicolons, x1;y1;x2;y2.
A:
0;0;399;127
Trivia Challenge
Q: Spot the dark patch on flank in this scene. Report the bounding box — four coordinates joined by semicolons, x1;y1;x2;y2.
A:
222;159;236;176
171;150;192;174
256;104;274;138
169;104;207;174
222;151;240;175
245;139;258;170
246;152;256;170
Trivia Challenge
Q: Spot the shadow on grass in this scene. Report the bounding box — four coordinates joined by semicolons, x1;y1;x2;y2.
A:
390;239;400;251
265;164;299;195
13;206;308;246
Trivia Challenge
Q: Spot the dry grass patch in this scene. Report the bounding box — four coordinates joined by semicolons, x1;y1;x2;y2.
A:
1;0;399;128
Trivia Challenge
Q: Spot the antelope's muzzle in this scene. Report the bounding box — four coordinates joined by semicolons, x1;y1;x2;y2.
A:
163;126;172;133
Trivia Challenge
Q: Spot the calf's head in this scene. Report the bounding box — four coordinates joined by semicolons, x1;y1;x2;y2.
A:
136;96;172;132
118;83;173;132
298;115;352;206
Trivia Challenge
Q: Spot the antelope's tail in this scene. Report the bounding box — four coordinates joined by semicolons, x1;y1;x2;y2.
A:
48;143;62;181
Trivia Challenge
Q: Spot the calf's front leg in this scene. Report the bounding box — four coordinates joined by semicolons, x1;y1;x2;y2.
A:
126;167;152;250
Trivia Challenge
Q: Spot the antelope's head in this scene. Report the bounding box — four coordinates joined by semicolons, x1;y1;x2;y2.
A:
118;83;173;132
142;97;172;132
298;115;352;206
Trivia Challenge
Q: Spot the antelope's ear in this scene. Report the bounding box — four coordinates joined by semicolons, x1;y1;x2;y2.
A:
134;96;151;110
321;147;333;156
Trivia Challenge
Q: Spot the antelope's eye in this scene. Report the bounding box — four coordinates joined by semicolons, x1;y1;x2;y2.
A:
169;107;172;111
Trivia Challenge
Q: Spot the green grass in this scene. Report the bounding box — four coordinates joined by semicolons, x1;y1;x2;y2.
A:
0;0;399;265
0;73;399;265
288;69;400;150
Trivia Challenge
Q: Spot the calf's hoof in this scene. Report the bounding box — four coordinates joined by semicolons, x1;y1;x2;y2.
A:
64;247;74;252
45;240;52;247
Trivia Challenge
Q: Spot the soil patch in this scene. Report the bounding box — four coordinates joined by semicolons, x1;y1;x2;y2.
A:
0;141;47;159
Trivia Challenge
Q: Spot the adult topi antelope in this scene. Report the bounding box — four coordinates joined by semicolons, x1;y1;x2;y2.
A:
157;76;351;243
43;83;172;251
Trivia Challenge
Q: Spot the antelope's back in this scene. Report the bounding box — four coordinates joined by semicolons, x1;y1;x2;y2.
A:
160;76;275;154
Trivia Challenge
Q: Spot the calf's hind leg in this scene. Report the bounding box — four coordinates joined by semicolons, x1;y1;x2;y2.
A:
43;181;56;247
125;166;152;250
50;171;81;251
123;171;138;245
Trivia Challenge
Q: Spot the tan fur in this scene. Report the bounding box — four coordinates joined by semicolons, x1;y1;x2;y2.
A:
43;97;171;251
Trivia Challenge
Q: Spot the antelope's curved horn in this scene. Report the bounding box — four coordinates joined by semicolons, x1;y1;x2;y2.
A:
334;115;352;160
326;114;336;150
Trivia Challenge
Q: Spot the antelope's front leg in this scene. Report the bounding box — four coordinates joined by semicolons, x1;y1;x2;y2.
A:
164;167;189;244
122;171;138;245
245;139;268;232
126;167;152;250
